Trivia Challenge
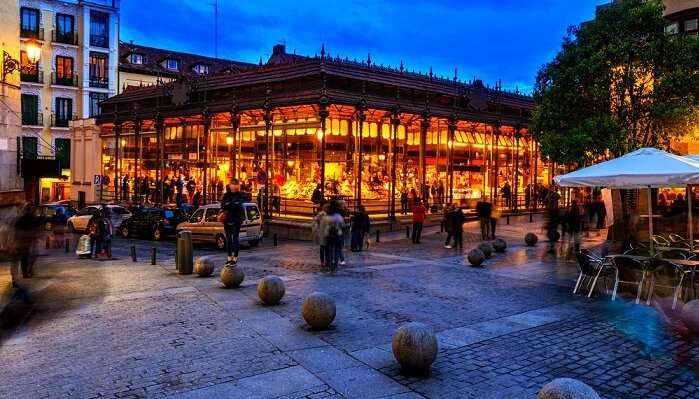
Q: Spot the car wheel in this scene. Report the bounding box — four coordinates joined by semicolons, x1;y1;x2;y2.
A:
67;222;75;233
215;234;227;250
249;239;259;248
121;227;130;239
44;221;53;231
153;228;162;241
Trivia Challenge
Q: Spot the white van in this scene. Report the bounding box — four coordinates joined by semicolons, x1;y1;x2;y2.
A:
176;203;263;250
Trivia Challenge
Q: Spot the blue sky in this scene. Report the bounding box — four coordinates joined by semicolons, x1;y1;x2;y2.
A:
121;0;607;93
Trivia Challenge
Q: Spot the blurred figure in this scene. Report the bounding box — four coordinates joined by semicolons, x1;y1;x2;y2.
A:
14;205;40;279
444;204;465;249
323;200;345;271
311;183;323;212
490;202;500;240
501;182;512;208
400;189;409;215
351;205;370;252
51;207;67;248
567;200;582;253
312;202;328;265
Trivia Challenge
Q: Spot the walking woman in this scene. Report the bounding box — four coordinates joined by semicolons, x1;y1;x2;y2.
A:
221;179;246;265
350;205;370;252
323;200;346;271
312;202;328;265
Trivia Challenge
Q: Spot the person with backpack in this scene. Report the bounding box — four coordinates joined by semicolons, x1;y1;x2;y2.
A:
411;199;426;244
221;178;246;265
323;200;346;271
350;205;370;252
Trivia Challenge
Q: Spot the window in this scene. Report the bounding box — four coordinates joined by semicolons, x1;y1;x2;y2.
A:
193;64;209;74
20;51;40;82
55;138;71;169
90;10;109;47
89;52;108;88
130;53;144;64
189;208;205;223
55;13;75;43
164;59;179;70
22;136;38;159
205;207;221;222
20;7;40;38
666;22;679;35
89;92;108;117
55;56;74;85
21;94;39;125
685;19;698;32
55;97;73;127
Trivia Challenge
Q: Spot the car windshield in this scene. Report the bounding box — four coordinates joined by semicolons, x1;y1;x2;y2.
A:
189;209;205;223
205;208;221;222
77;207;96;216
111;207;129;215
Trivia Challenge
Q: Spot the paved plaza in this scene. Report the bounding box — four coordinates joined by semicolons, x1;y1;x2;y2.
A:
1;215;698;398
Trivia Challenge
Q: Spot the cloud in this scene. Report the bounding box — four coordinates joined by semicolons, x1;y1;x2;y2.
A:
120;0;603;93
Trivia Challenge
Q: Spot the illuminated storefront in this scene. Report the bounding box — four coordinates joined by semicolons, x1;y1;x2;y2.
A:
95;45;550;218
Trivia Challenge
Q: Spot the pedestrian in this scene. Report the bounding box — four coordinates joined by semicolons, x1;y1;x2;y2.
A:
141;177;150;204
51;207;67;248
350;205;370;252
14;204;40;279
192;188;202;210
411;199;426;244
443;204;455;248
311;183;324;212
221;179;246;265
501;182;512;209
122;175;129;202
311;202;328;265
400;190;409;215
323;200;346;271
476;198;492;240
568;200;582;253
490;202;500;240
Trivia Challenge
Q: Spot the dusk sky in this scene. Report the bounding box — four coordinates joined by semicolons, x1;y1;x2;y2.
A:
121;0;608;93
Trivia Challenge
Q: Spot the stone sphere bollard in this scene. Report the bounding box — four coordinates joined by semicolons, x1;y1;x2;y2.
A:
537;378;600;399
392;322;438;375
220;265;245;288
257;275;285;305
547;229;561;243
681;299;699;333
478;242;494;259
492;238;507;252
525;232;539;246
194;256;216;277
468;248;485;267
302;292;336;329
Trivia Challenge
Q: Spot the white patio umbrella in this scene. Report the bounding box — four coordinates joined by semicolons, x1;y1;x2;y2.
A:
554;148;699;253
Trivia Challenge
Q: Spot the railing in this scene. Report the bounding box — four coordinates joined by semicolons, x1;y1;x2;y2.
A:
51;72;78;87
89;77;109;88
20;69;43;83
90;34;108;48
22;112;43;127
20;27;44;40
52;30;78;45
50;113;77;128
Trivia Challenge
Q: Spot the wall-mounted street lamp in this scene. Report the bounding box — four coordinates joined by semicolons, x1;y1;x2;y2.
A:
225;135;234;145
2;40;41;83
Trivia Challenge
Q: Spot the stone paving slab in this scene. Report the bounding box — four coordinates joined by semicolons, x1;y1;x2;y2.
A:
317;365;409;399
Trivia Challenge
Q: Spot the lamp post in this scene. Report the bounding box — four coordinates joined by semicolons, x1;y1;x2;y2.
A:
2;40;41;83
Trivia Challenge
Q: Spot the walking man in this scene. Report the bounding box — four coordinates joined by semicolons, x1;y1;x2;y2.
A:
221;178;245;265
411;199;426;244
476;199;493;240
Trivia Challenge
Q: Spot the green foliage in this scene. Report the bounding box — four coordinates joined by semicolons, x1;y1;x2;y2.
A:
532;0;699;164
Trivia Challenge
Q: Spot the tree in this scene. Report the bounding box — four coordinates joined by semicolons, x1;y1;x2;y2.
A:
532;0;699;165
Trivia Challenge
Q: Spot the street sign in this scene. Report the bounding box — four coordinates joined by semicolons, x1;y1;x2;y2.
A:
102;175;110;185
257;170;267;185
93;175;101;185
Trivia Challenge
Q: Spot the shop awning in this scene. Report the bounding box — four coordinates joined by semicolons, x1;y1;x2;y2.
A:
554;148;699;189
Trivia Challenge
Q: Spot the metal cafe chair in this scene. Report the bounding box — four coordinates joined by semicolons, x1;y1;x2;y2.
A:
624;248;651;257
610;256;648;303
630;241;650;250
574;250;614;298
660;249;689;260
652;235;671;247
646;259;685;309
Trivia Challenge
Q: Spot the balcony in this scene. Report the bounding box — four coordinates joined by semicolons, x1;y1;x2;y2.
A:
89;76;109;88
52;30;78;45
22;112;43;127
90;34;108;48
51;72;78;87
51;113;77;128
20;69;44;84
20;27;44;41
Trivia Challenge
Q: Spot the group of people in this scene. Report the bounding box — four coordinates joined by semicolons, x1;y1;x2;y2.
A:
120;175;204;209
310;199;372;271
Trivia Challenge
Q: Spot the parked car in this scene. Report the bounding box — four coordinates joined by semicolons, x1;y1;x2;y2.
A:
34;204;77;231
67;205;132;233
117;207;186;240
176;203;263;250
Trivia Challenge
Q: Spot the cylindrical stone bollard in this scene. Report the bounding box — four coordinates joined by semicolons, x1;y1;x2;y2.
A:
46;236;51;249
273;233;278;246
65;238;70;253
130;245;137;262
406;226;410;238
376;230;380;243
176;230;193;275
151;247;156;265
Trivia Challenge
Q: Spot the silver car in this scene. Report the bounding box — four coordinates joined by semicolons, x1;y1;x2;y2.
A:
176;203;263;250
67;205;132;233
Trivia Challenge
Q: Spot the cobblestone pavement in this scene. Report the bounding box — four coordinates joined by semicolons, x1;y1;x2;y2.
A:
1;214;697;398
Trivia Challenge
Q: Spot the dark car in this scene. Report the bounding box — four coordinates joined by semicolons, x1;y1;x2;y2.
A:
34;204;77;231
117;207;185;240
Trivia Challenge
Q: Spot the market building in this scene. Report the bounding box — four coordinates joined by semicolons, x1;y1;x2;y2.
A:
91;44;551;221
